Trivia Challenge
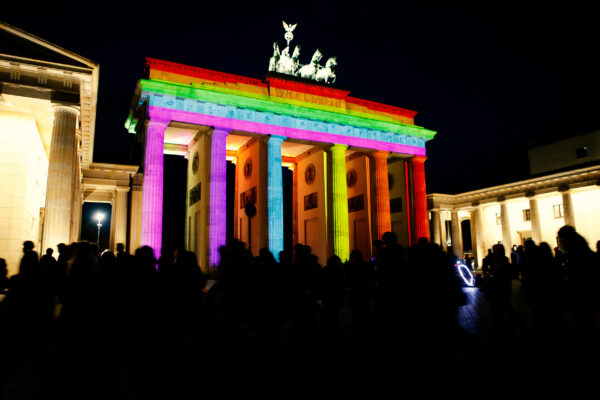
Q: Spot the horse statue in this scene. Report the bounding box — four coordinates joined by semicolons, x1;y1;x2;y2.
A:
268;42;280;72
315;57;337;84
298;49;323;80
276;45;301;75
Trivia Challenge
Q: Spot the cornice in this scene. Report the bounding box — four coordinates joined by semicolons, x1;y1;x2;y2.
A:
428;165;600;207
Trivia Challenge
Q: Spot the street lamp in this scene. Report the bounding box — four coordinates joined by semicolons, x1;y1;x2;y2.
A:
94;211;105;248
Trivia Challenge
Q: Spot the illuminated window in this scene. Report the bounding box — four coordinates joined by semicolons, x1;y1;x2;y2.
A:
553;204;563;218
523;209;531;222
576;147;588;159
496;213;501;225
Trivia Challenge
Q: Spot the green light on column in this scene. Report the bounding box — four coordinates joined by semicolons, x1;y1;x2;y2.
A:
330;144;350;262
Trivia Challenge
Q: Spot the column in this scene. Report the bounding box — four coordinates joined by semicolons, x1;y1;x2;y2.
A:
469;209;477;263
410;156;430;241
208;128;230;267
292;163;298;246
373;151;392;239
500;200;512;254
473;205;486;267
140;119;169;259
330;144;350;262
450;209;462;258
528;195;542;243
439;211;448;252
561;189;576;228
431;209;442;246
113;187;129;251
42;105;79;251
70;166;82;243
267;135;286;261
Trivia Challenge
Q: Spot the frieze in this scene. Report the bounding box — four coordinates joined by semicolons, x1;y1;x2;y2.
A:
304;192;318;211
240;186;257;209
189;183;201;206
144;91;428;149
348;194;364;213
270;86;344;108
140;83;434;140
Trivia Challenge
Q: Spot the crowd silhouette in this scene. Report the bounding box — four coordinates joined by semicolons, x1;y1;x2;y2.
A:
0;225;599;397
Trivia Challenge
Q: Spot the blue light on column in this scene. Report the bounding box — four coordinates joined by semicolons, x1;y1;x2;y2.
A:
267;135;286;261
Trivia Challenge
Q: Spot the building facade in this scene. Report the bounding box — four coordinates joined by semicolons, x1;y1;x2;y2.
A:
429;133;600;266
0;23;140;274
126;58;436;269
1;22;437;273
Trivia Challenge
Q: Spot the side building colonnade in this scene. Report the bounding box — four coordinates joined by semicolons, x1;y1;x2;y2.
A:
428;165;600;266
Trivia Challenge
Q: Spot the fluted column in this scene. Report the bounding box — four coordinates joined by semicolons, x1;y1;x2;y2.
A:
208;128;230;267
373;151;392;239
330;144;350;262
410;156;430;241
292;164;298;246
473;206;486;267
450;209;462;258
140;119;169;259
528;195;542;243
431;209;442;246
439;211;448;252
114;187;129;251
42;105;79;251
500;200;512;254
561;189;576;228
267;135;286;261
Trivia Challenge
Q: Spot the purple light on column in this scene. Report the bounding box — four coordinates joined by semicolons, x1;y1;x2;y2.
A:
140;119;169;260
208;127;230;267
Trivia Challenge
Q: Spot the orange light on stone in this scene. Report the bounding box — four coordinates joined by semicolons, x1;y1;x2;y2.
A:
373;151;392;240
411;156;430;241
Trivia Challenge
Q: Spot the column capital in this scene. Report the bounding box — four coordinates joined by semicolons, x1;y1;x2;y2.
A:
558;184;571;192
147;119;170;129
50;104;80;116
410;155;428;164
525;190;537;198
268;134;286;143
372;150;390;159
329;143;348;152
210;127;231;137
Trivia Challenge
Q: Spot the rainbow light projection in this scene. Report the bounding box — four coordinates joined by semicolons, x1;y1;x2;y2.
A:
140;120;168;259
127;58;437;267
331;144;350;262
411;156;430;240
267;135;286;261
208;128;230;267
373;151;392;240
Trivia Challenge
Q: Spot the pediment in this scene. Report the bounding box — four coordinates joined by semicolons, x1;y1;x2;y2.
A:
0;22;96;70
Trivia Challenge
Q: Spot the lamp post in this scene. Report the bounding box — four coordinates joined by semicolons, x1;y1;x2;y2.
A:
94;212;105;248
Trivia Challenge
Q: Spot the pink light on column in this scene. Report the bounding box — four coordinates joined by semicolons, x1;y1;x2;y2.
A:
140;119;169;259
208;127;230;268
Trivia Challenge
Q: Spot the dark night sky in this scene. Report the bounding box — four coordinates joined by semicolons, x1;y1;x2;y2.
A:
4;0;600;194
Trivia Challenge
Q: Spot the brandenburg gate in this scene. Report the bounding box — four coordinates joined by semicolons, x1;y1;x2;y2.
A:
126;53;435;269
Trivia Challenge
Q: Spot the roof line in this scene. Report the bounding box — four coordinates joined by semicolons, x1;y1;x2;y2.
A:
0;20;98;68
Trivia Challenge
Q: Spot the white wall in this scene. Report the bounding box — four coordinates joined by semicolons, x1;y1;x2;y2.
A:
572;188;600;248
0;113;48;275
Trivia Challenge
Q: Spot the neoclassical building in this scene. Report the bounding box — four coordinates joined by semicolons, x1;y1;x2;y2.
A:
1;21;437;273
0;22;140;274
429;132;600;266
126;58;436;268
